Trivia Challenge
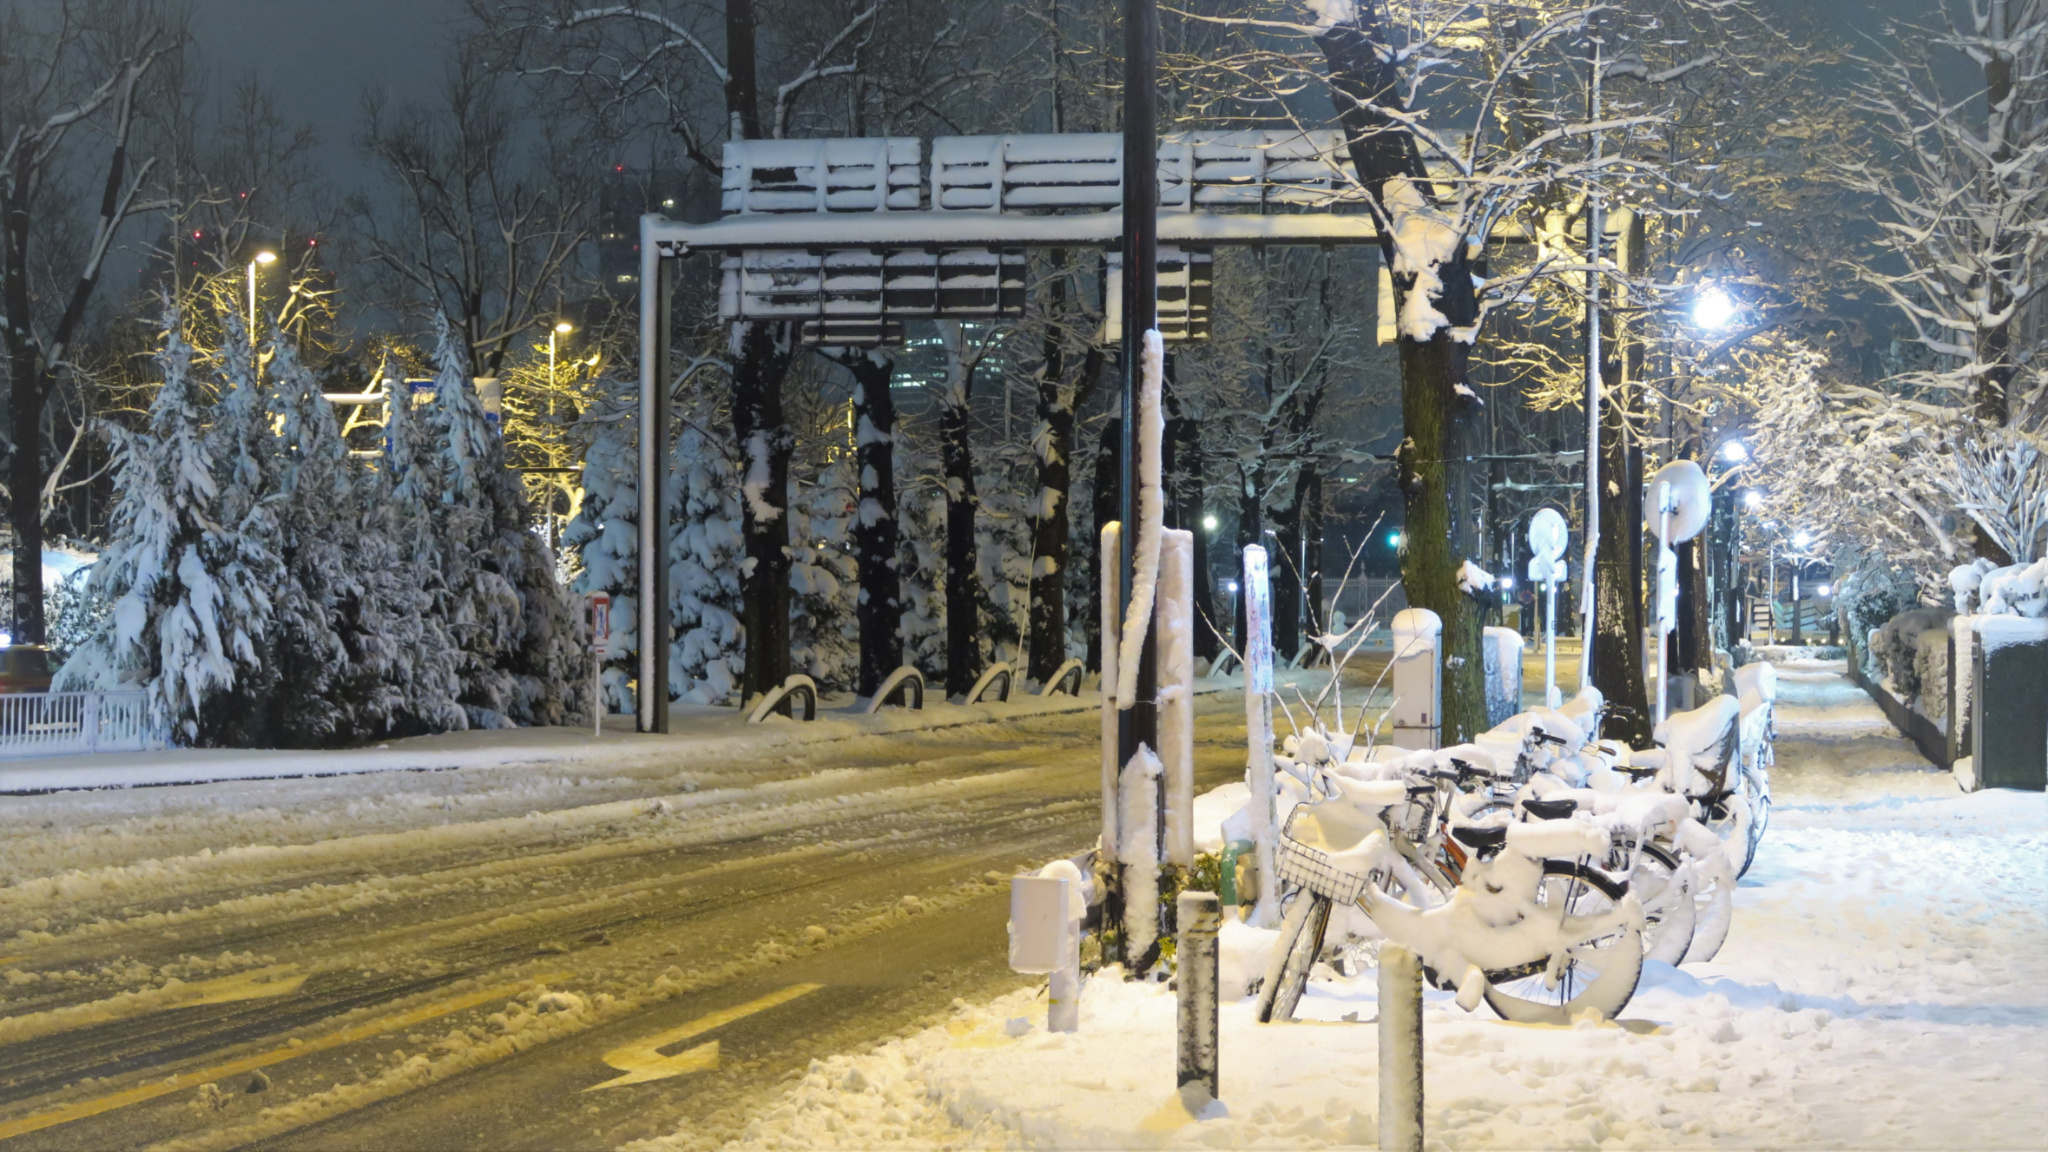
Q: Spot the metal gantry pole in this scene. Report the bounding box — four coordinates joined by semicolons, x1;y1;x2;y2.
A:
1117;0;1159;784
637;216;673;734
1577;31;1604;695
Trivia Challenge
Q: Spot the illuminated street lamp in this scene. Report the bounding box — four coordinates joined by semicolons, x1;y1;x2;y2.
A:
1721;439;1748;464
549;320;575;386
247;250;277;337
1201;514;1218;533
1693;285;1737;330
1744;490;1763;512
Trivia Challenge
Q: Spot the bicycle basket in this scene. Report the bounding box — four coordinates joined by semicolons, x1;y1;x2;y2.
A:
1277;805;1378;903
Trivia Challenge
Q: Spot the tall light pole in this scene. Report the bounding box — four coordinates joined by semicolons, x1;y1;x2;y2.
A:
549;321;574;420
247;250;277;339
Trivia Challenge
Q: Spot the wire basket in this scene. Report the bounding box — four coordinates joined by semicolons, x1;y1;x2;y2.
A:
1277;805;1379;904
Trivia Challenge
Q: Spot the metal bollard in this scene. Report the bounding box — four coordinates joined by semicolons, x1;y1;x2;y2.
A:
1378;943;1424;1152
1177;890;1221;1106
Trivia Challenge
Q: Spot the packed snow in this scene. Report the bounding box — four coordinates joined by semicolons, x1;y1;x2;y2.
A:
690;660;2048;1151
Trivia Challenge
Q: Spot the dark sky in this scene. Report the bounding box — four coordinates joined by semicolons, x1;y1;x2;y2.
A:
192;0;1957;193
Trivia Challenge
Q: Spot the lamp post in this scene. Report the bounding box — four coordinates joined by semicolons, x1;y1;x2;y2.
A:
549;321;575;420
247;250;277;338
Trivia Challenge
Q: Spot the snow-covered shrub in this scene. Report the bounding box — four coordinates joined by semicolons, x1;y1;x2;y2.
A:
1870;607;1954;700
45;566;105;670
1838;569;1912;678
1915;627;1950;725
896;479;948;679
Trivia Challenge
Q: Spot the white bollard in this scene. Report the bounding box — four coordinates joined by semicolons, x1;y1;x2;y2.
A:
1389;609;1442;750
1378;942;1424;1152
1242;545;1278;927
1158;529;1196;867
1177;890;1221;1106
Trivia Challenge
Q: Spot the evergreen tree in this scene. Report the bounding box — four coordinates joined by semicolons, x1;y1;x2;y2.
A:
58;319;274;742
564;383;641;713
790;459;858;691
671;421;744;703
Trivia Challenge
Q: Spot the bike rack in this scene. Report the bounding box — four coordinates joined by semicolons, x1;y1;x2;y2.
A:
1205;650;1240;678
1037;658;1086;697
859;665;926;713
964;661;1014;705
746;674;819;723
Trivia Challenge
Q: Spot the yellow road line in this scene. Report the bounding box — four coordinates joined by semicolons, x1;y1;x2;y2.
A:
586;983;823;1091
0;973;567;1141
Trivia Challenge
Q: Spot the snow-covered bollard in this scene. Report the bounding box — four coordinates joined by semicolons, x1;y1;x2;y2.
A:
1009;871;1082;1032
1379;942;1424;1152
1176;890;1221;1107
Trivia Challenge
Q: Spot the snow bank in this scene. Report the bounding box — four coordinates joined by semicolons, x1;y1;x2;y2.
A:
706;662;2048;1151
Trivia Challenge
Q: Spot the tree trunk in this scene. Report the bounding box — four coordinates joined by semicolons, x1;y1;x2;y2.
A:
846;352;901;697
1183;421;1218;661
1027;265;1097;684
1270;475;1301;662
940;381;981;697
1087;416;1121;673
1317;13;1486;741
1299;464;1323;648
732;321;794;705
1593;380;1651;746
1395;333;1489;742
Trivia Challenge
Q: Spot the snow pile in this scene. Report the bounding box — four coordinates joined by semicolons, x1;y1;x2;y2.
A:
708;662;2048;1151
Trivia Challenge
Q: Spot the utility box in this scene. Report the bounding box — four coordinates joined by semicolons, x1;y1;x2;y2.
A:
1482;626;1524;725
1008;875;1076;973
1390;608;1442;750
1972;617;2048;792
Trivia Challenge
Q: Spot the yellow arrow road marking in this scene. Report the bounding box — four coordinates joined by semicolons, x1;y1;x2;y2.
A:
0;964;310;1048
585;983;823;1091
0;972;567;1141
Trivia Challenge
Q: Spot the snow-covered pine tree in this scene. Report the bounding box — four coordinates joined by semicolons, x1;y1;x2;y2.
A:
896;471;949;680
57;317;275;742
671;420;745;704
790;458;858;691
564;382;641;713
485;412;586;726
368;360;467;732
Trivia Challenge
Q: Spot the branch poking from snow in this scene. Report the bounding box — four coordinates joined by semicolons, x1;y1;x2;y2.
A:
1116;330;1166;709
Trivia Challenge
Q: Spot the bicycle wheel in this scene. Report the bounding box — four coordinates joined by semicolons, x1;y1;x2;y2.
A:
1258;893;1330;1023
1632;843;1696;966
1702;789;1757;878
1741;767;1771;877
1482;864;1644;1025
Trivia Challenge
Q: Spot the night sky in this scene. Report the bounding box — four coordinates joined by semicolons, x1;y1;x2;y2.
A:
192;0;1956;190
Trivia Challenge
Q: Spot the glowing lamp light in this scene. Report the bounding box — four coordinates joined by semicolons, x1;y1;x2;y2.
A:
1744;491;1763;511
1498;576;1515;591
554;321;575;334
1201;514;1219;533
1226;580;1240;594
0;632;12;648
253;250;277;266
1793;531;1812;548
1818;584;1833;597
1388;531;1403;547
1693;285;1737;330
1722;440;1748;463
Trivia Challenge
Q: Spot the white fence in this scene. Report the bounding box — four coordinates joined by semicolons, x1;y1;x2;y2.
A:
0;691;167;759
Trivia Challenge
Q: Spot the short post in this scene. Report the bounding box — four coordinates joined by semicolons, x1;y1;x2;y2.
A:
1010;874;1082;1032
588;592;612;738
1176;890;1220;1108
1378;942;1424;1152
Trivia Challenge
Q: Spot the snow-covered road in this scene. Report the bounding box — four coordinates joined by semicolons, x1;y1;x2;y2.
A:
0;701;1252;1151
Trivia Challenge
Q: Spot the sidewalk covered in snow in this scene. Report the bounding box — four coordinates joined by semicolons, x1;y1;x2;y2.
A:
688;660;2048;1151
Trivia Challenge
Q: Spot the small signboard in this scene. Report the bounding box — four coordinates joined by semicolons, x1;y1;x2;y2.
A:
588;592;611;653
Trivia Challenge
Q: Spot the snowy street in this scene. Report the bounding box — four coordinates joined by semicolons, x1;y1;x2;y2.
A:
0;697;1250;1151
706;661;2048;1150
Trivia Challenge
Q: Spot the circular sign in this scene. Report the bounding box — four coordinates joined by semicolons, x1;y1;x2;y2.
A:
1647;460;1711;544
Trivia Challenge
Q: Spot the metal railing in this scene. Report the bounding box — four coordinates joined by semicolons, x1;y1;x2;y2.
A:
0;691;167;759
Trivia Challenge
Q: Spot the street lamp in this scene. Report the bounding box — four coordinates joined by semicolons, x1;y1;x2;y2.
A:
1721;439;1748;464
247;250;276;337
1744;490;1763;512
1201;513;1219;534
549;320;575;385
1692;285;1737;330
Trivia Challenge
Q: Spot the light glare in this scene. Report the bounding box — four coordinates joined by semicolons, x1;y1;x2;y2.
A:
1693;286;1736;330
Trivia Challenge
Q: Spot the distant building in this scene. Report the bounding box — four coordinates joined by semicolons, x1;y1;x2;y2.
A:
598;167;709;295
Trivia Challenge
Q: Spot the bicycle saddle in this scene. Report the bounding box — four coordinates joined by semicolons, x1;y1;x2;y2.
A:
1520;797;1579;821
1450;823;1509;856
1620;764;1661;781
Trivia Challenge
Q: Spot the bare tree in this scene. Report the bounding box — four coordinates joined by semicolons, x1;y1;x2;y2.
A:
352;39;593;376
0;0;181;643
